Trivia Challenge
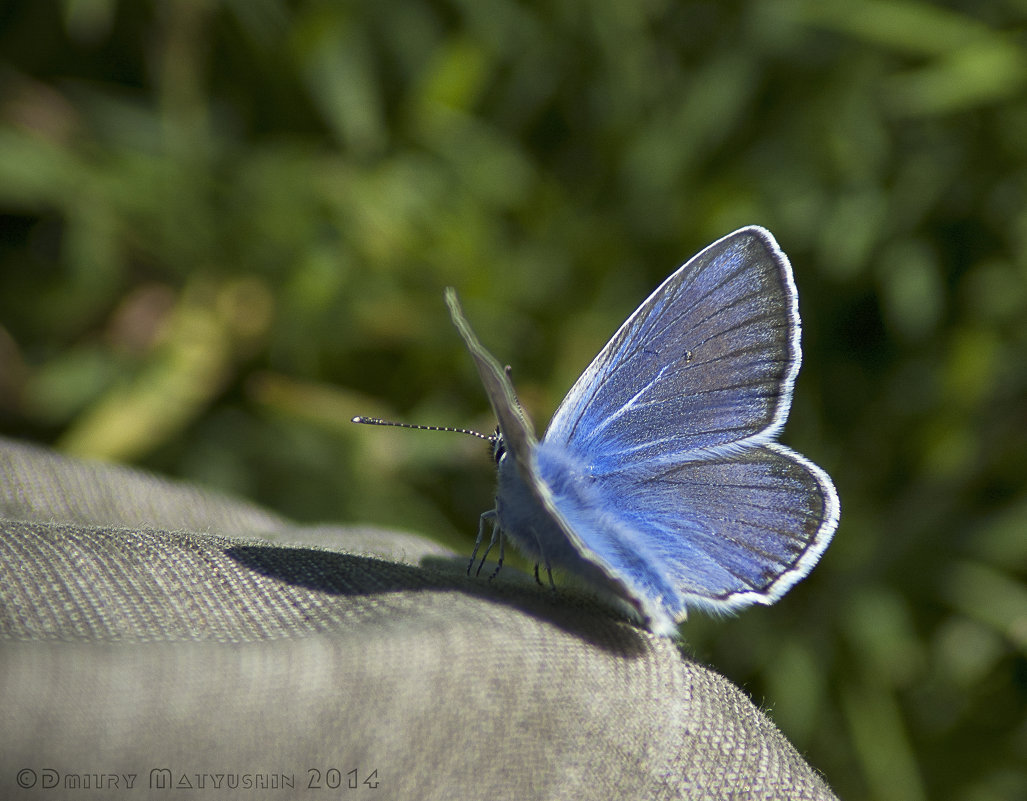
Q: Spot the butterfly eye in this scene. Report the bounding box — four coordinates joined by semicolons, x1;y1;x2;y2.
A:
491;430;506;464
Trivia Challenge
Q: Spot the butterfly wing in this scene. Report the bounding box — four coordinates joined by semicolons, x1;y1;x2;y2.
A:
539;226;838;618
444;288;538;466
545;226;802;468
533;439;839;621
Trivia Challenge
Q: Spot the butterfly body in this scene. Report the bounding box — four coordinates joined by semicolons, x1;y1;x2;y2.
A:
444;226;838;637
493;437;675;622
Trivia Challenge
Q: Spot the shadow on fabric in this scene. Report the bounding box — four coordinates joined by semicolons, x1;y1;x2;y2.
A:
225;543;653;657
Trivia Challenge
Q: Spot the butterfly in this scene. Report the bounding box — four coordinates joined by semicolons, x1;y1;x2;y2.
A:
359;226;839;636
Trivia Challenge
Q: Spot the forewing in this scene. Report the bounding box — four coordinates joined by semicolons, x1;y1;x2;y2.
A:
545;226;801;468
534;440;840;612
445;289;538;469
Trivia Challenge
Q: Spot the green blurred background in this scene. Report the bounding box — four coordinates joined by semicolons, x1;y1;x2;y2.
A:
1;1;1025;798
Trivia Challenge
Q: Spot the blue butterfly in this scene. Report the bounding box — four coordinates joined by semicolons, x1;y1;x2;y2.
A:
438;226;839;636
356;226;839;635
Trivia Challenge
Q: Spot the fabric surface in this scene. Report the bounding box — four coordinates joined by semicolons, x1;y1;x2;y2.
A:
0;435;836;800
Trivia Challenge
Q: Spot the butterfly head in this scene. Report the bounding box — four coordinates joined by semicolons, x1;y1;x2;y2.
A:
491;427;506;464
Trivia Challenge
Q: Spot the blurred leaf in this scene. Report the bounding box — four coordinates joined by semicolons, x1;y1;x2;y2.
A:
943;561;1027;653
58;277;273;461
842;680;927;801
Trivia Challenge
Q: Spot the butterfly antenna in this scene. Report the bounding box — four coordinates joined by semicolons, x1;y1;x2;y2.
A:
351;416;496;442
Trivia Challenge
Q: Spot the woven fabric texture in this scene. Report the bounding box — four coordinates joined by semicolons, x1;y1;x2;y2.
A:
0;436;836;800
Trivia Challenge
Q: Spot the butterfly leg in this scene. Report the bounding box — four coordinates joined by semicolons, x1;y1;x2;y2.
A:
468;509;497;576
487;533;505;581
531;562;556;589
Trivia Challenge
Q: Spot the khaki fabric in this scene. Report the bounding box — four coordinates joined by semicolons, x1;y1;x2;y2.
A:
0;436;836;800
